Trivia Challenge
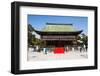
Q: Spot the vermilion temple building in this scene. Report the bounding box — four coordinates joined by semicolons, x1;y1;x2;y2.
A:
34;23;82;54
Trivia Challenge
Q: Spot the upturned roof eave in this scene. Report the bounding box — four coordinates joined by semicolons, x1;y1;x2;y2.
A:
35;30;83;35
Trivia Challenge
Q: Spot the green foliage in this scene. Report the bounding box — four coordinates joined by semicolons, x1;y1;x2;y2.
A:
28;24;34;46
77;33;88;47
81;34;88;46
31;38;45;46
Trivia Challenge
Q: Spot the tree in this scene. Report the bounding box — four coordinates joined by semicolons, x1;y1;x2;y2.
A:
28;24;35;47
77;33;88;48
81;34;88;48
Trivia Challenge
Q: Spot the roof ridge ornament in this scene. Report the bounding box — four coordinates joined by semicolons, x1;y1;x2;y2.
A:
46;23;73;25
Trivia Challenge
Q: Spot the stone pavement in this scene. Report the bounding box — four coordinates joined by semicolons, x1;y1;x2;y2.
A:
27;49;88;61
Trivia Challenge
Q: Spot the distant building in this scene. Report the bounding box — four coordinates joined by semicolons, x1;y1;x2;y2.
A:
32;31;40;39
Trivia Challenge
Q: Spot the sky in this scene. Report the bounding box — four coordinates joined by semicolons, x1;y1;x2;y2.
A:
28;15;88;35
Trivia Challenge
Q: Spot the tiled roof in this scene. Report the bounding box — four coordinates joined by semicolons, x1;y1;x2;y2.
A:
42;23;77;32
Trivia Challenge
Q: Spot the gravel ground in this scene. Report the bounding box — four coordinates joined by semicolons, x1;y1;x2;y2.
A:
27;48;88;61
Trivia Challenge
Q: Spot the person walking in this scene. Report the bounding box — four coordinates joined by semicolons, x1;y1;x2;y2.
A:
43;47;48;54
